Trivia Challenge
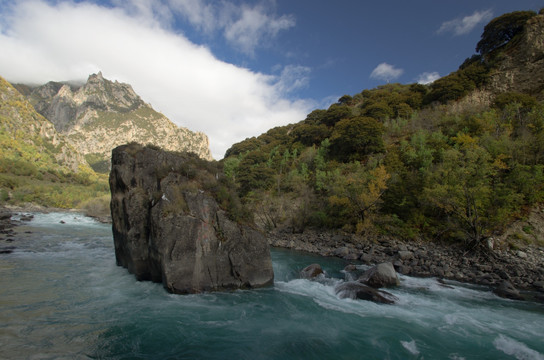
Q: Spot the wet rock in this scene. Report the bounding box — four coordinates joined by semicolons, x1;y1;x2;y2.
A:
0;209;11;221
359;262;400;288
0;246;15;254
20;214;34;222
493;281;523;300
344;264;358;272
533;280;544;290
335;281;398;304
300;264;324;279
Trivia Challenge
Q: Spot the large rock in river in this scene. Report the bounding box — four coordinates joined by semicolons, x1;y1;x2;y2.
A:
109;143;274;294
359;262;400;288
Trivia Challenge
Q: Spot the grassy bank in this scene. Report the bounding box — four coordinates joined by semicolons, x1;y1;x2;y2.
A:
0;172;110;218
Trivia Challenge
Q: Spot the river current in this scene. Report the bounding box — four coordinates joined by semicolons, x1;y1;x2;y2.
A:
0;212;542;359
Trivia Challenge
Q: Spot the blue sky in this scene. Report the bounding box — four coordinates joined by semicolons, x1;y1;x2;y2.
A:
0;0;541;158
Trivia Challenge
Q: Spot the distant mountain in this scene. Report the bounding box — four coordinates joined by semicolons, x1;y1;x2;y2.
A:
0;75;89;174
20;72;212;172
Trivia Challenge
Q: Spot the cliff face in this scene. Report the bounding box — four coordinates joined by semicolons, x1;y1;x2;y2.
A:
0;76;88;172
487;14;544;97
109;143;274;294
26;73;213;166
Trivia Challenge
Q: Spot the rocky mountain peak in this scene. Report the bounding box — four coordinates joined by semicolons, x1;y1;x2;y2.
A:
20;72;213;168
73;72;144;112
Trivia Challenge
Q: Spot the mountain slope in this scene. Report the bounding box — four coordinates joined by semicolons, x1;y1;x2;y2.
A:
221;9;544;250
0;76;89;174
24;72;212;171
0;75;109;209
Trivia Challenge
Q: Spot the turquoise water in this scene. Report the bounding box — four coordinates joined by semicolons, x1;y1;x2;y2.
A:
0;212;543;360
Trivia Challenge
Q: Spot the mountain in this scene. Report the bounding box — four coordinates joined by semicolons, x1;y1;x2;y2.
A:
21;72;212;171
0;76;89;174
0;74;109;210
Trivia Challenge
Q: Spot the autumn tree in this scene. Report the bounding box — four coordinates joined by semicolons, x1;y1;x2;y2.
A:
323;162;391;233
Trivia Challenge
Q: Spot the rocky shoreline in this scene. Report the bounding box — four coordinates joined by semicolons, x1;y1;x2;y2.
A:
268;229;544;302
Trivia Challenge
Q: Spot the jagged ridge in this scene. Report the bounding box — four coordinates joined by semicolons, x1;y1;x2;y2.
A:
23;72;212;170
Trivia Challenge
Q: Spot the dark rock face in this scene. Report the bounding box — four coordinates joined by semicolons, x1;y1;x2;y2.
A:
335;282;398;304
110;144;274;294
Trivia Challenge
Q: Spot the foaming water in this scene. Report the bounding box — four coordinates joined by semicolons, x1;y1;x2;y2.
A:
1;213;543;359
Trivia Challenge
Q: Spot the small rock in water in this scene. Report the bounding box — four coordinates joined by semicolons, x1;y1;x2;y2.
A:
59;220;66;224
300;264;324;279
335;281;398;304
20;214;34;222
0;246;15;254
344;264;358;272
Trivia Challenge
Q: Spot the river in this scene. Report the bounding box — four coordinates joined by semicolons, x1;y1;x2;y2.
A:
0;212;543;359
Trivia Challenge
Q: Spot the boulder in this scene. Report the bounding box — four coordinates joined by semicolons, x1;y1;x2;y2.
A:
110;144;274;294
300;264;324;279
398;250;413;260
359;262;400;288
335;281;398;304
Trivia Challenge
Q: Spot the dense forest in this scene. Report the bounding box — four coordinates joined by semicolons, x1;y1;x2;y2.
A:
221;10;544;249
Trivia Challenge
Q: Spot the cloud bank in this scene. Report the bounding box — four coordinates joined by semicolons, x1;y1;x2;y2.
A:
0;0;311;159
370;63;404;82
438;9;493;36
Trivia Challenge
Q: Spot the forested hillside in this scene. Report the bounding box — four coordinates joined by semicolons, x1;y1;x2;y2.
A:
222;10;544;249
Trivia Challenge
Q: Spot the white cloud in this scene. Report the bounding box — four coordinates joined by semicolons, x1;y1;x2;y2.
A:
370;63;404;82
416;71;440;84
0;0;311;159
438;9;493;36
167;0;295;55
274;64;311;94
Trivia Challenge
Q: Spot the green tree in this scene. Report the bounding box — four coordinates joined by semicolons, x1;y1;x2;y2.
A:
423;139;496;247
321;104;353;127
330;116;385;161
291;123;330;146
323;162;390;233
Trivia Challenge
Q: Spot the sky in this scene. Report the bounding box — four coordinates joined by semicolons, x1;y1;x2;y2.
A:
0;0;541;159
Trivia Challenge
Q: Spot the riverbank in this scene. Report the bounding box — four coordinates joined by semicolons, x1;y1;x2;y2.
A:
2;204;542;301
268;229;544;301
